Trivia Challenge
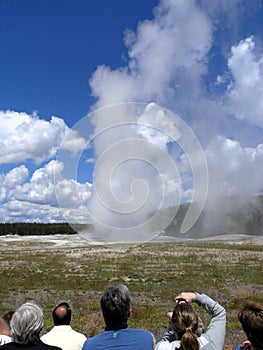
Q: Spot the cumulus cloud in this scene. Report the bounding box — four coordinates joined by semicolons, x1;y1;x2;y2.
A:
0;160;92;223
0;110;90;222
206;135;263;199
1;200;62;223
0;110;86;165
2;165;29;188
225;37;263;128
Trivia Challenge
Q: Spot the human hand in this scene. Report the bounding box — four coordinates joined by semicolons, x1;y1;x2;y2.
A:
175;292;196;303
167;312;173;323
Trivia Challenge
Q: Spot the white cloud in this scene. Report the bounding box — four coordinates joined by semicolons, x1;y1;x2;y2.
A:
0;110;86;165
55;178;92;209
1;200;63;223
206;135;263;199
2;165;29;188
0;165;29;204
60;128;87;157
15;160;92;207
0;160;92;223
225;37;263;128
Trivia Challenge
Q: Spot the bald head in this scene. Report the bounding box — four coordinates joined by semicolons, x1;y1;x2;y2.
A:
52;302;71;326
55;306;67;318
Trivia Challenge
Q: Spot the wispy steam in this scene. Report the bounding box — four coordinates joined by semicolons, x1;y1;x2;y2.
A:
85;0;263;241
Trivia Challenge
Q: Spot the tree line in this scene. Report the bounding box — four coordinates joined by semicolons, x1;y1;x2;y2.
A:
0;222;83;236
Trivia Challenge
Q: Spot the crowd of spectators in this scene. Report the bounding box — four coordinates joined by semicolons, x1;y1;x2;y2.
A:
0;283;262;350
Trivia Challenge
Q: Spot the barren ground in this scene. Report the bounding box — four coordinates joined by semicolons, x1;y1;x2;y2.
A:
0;234;262;350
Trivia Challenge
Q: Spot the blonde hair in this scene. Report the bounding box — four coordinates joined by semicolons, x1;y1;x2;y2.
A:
171;303;199;350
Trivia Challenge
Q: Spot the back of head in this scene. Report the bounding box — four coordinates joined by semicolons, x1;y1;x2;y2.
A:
0;317;11;336
2;311;15;327
172;303;199;350
100;283;131;330
238;302;263;350
11;302;43;344
52;302;71;326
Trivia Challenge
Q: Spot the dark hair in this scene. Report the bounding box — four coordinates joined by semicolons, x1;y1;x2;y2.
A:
171;303;199;350
52;302;71;326
238;302;263;350
100;283;131;329
3;311;15;326
0;316;11;336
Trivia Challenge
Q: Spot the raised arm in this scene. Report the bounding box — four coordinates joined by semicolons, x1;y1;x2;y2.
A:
194;293;226;350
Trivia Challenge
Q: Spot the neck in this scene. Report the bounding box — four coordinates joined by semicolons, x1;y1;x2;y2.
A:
105;321;128;331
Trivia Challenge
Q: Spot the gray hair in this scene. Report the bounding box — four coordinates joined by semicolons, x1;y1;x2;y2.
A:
11;302;43;344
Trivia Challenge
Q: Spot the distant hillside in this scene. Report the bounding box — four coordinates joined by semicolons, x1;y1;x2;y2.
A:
159;194;263;239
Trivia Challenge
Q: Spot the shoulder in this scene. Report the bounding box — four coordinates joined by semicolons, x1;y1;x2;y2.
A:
0;336;12;346
126;328;154;340
0;342;11;350
39;341;62;350
155;339;178;350
0;345;10;350
127;328;151;334
83;334;103;347
0;342;17;350
70;329;87;339
41;327;55;338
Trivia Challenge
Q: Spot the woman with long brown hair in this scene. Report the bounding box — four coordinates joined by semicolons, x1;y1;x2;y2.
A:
155;292;226;350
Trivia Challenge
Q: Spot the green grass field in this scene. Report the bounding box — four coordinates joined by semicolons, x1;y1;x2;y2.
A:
0;237;262;349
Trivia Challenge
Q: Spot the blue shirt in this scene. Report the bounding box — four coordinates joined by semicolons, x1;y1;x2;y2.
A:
82;328;154;350
235;345;251;350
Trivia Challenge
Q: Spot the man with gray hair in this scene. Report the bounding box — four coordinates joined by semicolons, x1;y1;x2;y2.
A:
0;302;62;350
82;283;155;350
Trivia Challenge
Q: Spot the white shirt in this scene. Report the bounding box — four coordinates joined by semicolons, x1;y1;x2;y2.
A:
41;325;86;350
0;335;12;346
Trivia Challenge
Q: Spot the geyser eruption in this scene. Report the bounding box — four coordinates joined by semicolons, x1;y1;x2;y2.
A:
56;0;263;242
56;102;208;242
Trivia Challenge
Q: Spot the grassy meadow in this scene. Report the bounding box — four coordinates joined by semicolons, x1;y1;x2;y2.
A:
0;236;262;350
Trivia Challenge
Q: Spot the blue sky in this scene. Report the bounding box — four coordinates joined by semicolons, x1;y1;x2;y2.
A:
0;0;263;236
1;0;158;126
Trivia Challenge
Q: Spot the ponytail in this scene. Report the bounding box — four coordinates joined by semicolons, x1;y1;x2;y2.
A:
172;303;200;350
179;327;199;350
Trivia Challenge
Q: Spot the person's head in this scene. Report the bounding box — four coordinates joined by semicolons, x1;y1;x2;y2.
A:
52;302;71;326
10;302;43;344
100;283;131;330
171;302;199;350
2;311;15;327
0;316;11;336
238;302;263;350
